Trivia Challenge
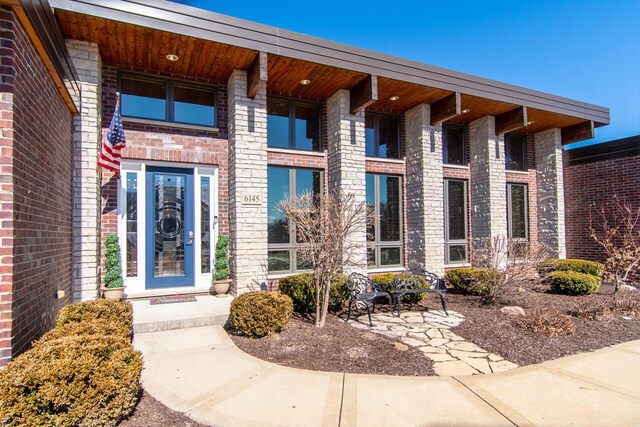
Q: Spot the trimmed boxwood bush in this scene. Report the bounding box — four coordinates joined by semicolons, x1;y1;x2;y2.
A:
549;271;601;296
278;273;349;313
445;267;503;296
56;299;133;335
41;318;131;343
372;273;426;304
0;335;142;427
230;291;293;337
541;258;604;277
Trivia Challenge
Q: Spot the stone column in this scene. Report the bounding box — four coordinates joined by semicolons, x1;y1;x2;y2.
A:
535;128;566;258
469;116;507;241
67;40;102;302
405;104;444;276
227;70;268;294
326;89;367;272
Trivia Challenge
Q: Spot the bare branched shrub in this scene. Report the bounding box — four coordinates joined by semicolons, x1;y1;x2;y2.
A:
589;197;640;292
518;307;576;336
570;296;611;321
469;236;549;303
278;190;370;328
612;292;640;317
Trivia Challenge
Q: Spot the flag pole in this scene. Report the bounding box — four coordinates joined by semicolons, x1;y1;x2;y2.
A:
115;91;121;179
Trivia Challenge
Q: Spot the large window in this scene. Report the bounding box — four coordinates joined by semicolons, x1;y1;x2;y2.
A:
506;133;526;171
507;184;528;240
443;123;466;165
267;166;323;273
445;179;468;264
366;174;403;268
267;98;321;151
119;74;216;127
365;113;400;159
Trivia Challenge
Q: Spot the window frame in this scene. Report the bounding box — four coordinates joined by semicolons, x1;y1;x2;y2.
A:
443;123;467;166
364;111;401;159
117;72;218;128
366;173;404;269
444;179;469;265
505;133;526;171
267;97;322;152
507;183;529;241
267;166;324;274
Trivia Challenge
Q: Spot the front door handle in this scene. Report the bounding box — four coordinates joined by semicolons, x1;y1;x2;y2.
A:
187;231;194;245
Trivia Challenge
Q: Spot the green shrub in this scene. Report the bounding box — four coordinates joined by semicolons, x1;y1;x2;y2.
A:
278;273;349;313
445;267;503;296
0;335;142;427
213;234;230;281
372;273;425;304
229;291;293;337
103;234;124;288
549;271;601;296
541;258;604;277
41;319;131;343
57;299;133;334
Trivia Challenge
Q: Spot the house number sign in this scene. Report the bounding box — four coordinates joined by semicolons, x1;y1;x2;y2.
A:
242;193;261;205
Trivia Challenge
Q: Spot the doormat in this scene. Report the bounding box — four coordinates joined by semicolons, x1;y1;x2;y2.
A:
149;295;198;305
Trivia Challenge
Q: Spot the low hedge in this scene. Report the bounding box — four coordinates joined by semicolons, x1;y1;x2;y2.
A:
229;291;293;337
549;271;601;296
445;267;503;295
541;259;604;277
57;299;133;333
278;273;349;313
372;273;426;304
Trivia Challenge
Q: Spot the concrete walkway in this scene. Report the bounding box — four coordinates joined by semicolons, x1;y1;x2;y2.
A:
134;326;640;426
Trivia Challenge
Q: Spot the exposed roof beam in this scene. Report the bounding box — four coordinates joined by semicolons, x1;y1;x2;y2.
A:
562;120;595;145
350;75;377;114
430;92;461;125
247;51;267;99
495;106;527;135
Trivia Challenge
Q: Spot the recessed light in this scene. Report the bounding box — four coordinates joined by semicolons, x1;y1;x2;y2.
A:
300;79;311;85
389;96;400;101
166;54;179;62
461;109;470;114
527;120;535;125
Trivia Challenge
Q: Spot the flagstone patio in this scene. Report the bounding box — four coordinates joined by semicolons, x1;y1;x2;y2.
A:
350;310;518;376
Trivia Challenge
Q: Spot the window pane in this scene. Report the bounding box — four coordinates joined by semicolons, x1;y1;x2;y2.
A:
380;247;401;266
294;104;320;151
378;116;399;159
510;185;527;239
367;246;376;267
268;250;290;272
366;174;375;242
121;77;166;121
296;251;312;270
365;114;375;157
201;177;211;274
447;180;466;241
295;169;322;196
126;173;137;277
444;125;465;165
174;85;215;127
267;99;290;148
448;244;467;263
506;135;525;171
379;176;401;242
267;167;290;243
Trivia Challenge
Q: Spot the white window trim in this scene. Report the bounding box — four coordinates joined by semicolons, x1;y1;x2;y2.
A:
444;179;469;265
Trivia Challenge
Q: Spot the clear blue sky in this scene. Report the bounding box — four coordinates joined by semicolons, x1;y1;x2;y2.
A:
172;0;639;148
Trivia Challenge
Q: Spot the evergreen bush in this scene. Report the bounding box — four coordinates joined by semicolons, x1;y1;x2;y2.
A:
540;258;604;277
229;291;293;337
103;234;123;288
278;273;349;313
549;271;601;295
213;234;230;281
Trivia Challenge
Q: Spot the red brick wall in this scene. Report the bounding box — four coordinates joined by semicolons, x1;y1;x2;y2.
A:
0;9;74;365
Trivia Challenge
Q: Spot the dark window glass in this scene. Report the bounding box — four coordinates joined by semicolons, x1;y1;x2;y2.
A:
448;245;467;263
126;173;138;277
366;174;375;242
379;176;401;241
365;114;375;157
367;247;376;267
121;77;166;121
267;99;321;151
378;116;400;159
267;167;290;244
295;104;321;151
381;247;401;266
268;251;290;272
201;177;211;274
447;180;466;240
366;173;403;268
267;99;290;149
506;134;526;171
509;184;528;239
174;85;215;127
444;124;466;165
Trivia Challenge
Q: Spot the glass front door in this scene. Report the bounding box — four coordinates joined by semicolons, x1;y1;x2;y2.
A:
145;167;194;288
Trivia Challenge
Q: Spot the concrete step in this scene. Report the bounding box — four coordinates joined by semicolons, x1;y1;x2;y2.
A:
132;295;232;334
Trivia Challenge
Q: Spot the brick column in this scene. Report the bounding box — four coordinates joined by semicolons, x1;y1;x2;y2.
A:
67;40;102;302
326;89;367;272
535;128;566;258
405;104;444;275
469;116;507;240
227;70;268;294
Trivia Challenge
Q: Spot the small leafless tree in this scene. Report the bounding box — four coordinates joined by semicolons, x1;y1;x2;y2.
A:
470;236;549;303
278;190;370;327
588;197;640;292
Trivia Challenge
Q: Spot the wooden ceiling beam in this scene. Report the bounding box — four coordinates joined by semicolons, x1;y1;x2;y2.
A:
247;51;267;99
430;92;461;125
350;75;378;114
562;120;594;145
495;106;527;135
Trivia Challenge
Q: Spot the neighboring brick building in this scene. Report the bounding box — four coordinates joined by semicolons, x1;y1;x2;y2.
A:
0;0;609;365
564;136;640;262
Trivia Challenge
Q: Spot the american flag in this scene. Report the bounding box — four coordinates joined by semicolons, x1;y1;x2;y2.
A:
98;94;127;174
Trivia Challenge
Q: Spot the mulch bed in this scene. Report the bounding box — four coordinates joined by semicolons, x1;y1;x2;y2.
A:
120;390;208;427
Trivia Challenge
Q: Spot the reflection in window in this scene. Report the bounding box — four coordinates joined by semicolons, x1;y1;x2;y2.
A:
201;177;211;274
267;98;321;151
506;133;526;171
365;112;400;159
508;184;528;240
443;123;466;165
175;85;216;127
445;179;468;264
366;173;403;268
121;76;166;121
126;173;138;277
